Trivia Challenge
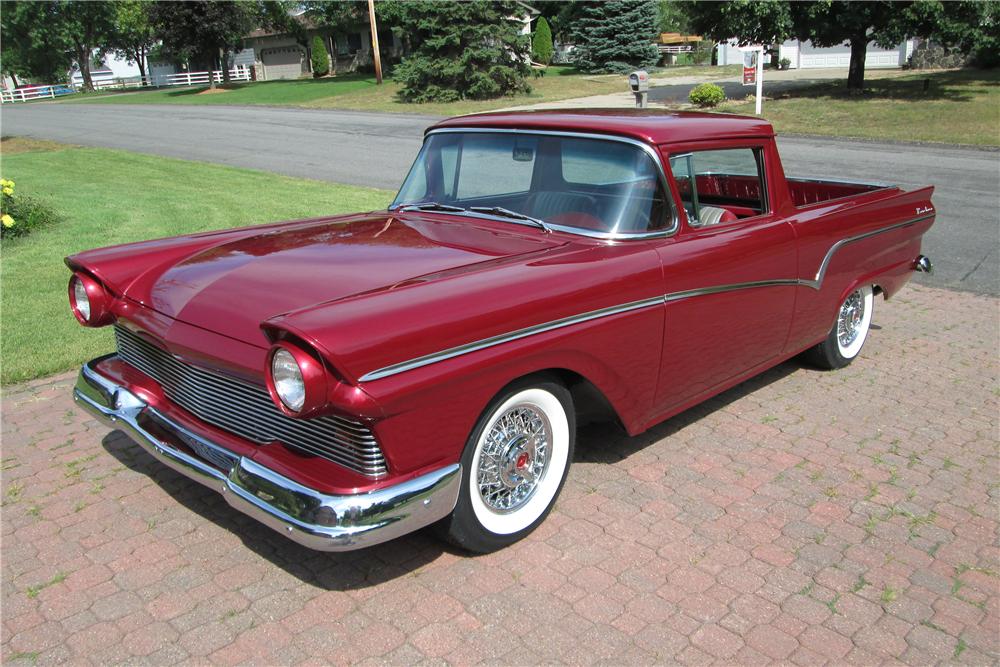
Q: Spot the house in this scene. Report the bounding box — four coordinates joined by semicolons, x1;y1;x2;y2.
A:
242;9;404;80
715;38;915;69
243;2;538;81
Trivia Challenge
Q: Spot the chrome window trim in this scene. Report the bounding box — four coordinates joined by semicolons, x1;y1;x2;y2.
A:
359;213;932;383
391;127;678;241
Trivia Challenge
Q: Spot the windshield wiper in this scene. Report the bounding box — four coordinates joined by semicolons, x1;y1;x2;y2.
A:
395;202;466;213
468;206;551;233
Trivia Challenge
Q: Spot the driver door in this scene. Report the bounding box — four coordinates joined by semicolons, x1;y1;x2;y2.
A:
652;142;797;416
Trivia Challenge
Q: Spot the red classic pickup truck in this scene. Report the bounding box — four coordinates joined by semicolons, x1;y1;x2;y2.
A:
68;110;935;553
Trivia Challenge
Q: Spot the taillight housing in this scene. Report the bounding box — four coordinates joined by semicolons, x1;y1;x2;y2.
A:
265;341;329;417
69;273;115;327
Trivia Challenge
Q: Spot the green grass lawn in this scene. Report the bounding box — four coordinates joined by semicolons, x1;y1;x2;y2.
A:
724;68;1000;146
63;73;378;106
57;65;736;115
0;138;393;384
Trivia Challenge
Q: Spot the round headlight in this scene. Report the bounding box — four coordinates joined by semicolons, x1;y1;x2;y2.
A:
68;273;114;327
271;348;305;412
72;277;91;322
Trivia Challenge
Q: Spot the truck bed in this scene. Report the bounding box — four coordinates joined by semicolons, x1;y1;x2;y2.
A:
786;177;891;207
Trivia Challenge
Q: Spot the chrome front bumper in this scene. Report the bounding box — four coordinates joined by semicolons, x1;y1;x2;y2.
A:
73;357;461;551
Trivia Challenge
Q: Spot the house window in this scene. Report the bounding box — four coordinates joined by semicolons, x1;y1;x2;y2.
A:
347;33;362;53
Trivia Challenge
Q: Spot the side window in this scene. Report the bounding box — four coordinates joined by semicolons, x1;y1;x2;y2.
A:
669;147;767;227
455;135;536;199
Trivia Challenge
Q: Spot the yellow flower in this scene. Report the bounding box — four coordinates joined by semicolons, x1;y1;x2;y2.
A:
2;187;12;196
1;214;14;228
0;179;11;188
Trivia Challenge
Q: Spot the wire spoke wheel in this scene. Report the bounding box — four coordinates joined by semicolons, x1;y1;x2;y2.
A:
476;404;551;513
837;289;866;349
443;381;574;551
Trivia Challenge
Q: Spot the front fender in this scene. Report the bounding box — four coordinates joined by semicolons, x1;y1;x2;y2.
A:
365;304;664;474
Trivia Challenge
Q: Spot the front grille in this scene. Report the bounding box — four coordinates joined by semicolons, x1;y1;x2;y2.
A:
114;325;387;477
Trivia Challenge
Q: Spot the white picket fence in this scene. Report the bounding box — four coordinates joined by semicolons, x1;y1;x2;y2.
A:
0;66;252;104
0;84;76;103
149;65;252;88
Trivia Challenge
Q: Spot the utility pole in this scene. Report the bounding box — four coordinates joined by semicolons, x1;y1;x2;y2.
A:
367;0;383;85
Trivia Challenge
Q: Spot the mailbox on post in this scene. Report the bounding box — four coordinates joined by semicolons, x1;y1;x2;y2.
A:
629;70;649;108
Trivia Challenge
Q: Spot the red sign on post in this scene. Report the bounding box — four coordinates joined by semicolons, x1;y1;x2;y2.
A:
742;50;757;85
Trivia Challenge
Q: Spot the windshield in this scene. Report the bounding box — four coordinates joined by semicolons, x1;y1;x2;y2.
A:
392;131;671;236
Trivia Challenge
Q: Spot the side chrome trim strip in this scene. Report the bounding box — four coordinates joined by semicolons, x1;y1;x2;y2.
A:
663;279;801;303
358;296;665;382
359;214;933;383
802;213;932;289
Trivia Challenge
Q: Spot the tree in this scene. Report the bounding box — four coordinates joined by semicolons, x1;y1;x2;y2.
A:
686;1;794;50
897;0;1000;68
532;16;554;65
393;1;531;102
310;35;330;76
657;0;691;34
64;1;117;91
1;2;72;84
108;0;155;83
571;0;661;73
789;1;905;91
149;1;260;89
687;0;994;92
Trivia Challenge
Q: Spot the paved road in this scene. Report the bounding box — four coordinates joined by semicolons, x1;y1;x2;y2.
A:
3;284;997;665
3;104;997;294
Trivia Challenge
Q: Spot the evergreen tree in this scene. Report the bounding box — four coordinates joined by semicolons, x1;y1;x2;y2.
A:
571;0;660;73
532;16;554;65
394;0;531;102
310;35;330;76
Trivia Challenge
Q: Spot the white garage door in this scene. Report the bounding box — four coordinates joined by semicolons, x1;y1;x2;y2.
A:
800;47;901;69
262;47;305;80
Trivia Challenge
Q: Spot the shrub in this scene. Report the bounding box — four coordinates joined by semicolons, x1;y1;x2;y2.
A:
779;57;791;70
1;178;59;240
532;16;554;65
688;82;725;108
310;35;330;77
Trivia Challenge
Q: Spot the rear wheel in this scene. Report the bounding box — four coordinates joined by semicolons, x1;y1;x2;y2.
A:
439;379;575;553
805;285;874;370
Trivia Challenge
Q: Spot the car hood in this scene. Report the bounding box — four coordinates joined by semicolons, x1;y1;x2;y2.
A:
122;212;563;347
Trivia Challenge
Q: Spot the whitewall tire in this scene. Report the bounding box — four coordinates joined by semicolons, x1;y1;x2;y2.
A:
806;285;875;370
439;378;575;553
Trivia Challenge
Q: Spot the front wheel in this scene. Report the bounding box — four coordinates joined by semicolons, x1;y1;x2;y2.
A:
805;284;874;370
439;379;575;553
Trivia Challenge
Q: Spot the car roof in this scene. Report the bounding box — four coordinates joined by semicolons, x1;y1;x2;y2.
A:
429;109;775;145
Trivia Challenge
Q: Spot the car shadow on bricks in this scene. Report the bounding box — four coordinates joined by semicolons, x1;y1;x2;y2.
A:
575;359;801;465
99;431;447;589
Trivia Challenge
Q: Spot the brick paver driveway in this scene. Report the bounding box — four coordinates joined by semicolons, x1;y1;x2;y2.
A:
3;284;998;665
